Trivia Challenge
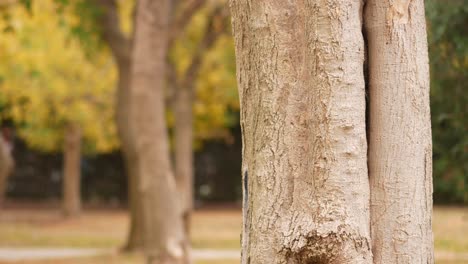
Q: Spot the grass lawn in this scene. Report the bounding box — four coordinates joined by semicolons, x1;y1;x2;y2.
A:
0;205;466;263
0;208;241;250
433;207;468;253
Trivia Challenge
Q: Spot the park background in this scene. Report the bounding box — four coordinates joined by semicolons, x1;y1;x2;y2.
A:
0;0;466;263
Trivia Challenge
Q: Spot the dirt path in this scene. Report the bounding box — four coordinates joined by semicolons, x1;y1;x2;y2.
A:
0;248;467;262
435;251;468;262
0;248;239;261
0;249;111;261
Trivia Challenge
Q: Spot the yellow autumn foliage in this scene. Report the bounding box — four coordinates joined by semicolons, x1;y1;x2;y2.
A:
0;0;239;154
0;0;118;153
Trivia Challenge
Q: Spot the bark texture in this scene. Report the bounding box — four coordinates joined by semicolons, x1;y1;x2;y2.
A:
62;123;82;217
0;137;13;207
365;0;433;263
230;1;372;263
130;0;188;262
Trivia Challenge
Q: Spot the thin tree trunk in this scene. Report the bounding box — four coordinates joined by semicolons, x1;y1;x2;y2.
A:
230;1;371;263
171;7;227;237
0;137;13;207
130;0;188;263
174;86;193;235
365;0;433;263
116;63;145;251
96;0;144;251
62;123;81;217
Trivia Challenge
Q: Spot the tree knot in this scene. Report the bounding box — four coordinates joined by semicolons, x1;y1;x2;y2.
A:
280;226;371;263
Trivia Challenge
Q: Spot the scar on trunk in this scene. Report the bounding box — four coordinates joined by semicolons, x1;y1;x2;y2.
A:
280;228;370;264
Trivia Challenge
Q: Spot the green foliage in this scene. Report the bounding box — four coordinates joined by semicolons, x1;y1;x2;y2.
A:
426;0;467;204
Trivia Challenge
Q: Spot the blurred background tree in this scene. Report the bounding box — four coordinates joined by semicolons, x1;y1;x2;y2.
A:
426;0;467;204
0;0;118;216
0;2;118;153
169;4;238;143
95;0;237;250
168;2;236;234
0;0;239;253
0;0;464;226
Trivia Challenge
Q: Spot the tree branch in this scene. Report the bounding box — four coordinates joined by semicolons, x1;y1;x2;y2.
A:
180;6;228;89
168;0;206;47
95;0;131;66
167;3;229;107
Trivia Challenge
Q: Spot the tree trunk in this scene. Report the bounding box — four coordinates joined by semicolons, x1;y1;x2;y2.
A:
174;86;194;235
0;137;13;207
171;7;227;236
230;1;372;263
130;0;188;263
95;0;144;251
365;0;433;263
116;63;145;251
63;123;82;217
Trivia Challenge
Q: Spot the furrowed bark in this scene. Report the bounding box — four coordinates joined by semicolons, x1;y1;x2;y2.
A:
130;0;188;262
365;0;433;263
62;123;81;217
230;0;371;263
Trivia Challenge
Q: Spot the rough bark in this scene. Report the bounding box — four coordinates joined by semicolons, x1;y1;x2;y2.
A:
0;137;13;207
97;0;144;251
174;86;194;235
62;123;82;217
230;0;372;263
130;0;188;263
365;0;433;263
